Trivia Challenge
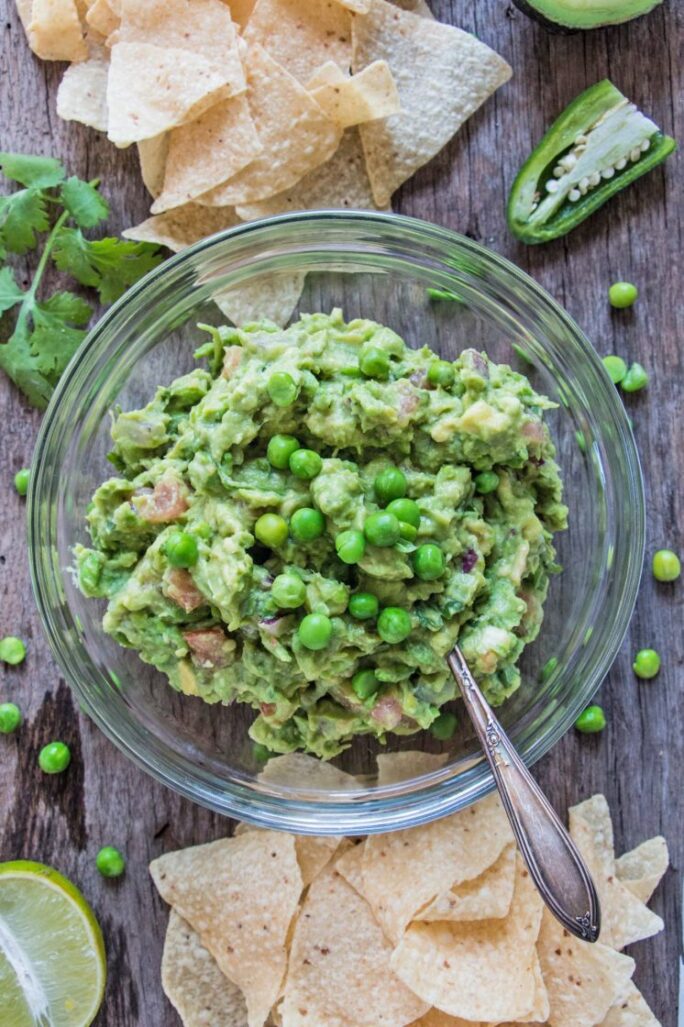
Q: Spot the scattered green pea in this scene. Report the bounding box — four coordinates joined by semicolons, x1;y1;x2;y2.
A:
254;513;289;548
364;511;401;548
38;741;71;774
0;637;26;665
289;448;322;480
386;498;420;528
377;607;411;644
298;613;333;651
0;702;22;734
267;434;299;469
335;529;366;565
427;360;455;388
267;371;298;407
574;705;606;734
96;846;126;878
602;355;627;384
164;531;199;568
374;466;407;505
621;362;648;393
412;543;445;581
359;346;390;380
474;471;499;495
290;507;325;542
351;668;379;701
633;649;660;679
348;592;379;621
14;468;30;496
271;573;306;609
609;281;638;308
652;549;681;582
431;711;457;740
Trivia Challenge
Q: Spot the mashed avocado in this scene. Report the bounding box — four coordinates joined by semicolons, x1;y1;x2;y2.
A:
75;310;567;758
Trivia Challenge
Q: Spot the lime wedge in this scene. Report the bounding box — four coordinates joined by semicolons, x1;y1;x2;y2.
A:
0;861;106;1027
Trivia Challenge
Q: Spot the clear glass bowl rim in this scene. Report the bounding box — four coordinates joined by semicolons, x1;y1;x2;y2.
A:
28;210;644;834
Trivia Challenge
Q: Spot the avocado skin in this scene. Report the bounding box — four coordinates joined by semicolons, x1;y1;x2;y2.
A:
512;0;662;32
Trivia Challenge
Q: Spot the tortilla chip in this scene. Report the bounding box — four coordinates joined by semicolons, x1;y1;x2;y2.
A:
56;56;109;131
199;45;342;207
243;0;352;85
86;0;118;36
333;0;371;12
392;0;433;13
352;0;511;205
306;60;348;91
334;839;365;895
28;0;88;61
600;982;660;1026
107;42;237;146
416;842;516;923
258;752;361;790
122;203;242;251
361;792;514;943
162;910;249;1027
118;0;244;75
282;862;429;1027
227;0;257;28
137;133;169;199
232;824;341;887
616;836;669;904
14;0;33;31
310;60;401;127
408;1013;481;1027
150;832;302;1027
375;750;448;786
390;855;544;1022
236;128;377;220
214;272;306;330
151;95;262;212
537;909;636;1026
569;795;664;951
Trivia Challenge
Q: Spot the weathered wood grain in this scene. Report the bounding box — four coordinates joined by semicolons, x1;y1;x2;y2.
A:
0;1;681;1023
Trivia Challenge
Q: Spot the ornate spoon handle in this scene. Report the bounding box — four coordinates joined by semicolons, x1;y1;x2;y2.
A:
447;647;601;943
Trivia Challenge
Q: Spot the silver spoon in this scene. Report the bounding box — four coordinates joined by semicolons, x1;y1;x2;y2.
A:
447;646;601;943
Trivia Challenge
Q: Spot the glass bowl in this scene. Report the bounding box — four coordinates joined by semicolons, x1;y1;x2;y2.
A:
29;212;643;834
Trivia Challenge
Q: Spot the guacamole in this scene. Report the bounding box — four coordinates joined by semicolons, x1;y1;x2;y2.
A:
75;310;567;759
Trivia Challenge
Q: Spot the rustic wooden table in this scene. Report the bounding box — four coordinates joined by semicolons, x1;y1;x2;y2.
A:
1;1;681;1023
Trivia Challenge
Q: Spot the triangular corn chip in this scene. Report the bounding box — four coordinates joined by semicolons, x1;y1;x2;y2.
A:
137;133;169;199
375;749;448;785
86;0;119;37
214;272;306;329
117;0;244;75
600;982;660;1026
244;0;352;84
309;60;401;128
28;0;88;61
616;836;669;905
415;842;516;922
122;203;242;251
57;56;109;131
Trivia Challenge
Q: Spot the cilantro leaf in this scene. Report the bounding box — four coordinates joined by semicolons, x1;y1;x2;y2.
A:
60;177;110;229
38;290;93;326
53;228;163;303
30;310;87;376
0;153;65;189
0;189;49;254
51;226;101;287
0;267;25;314
0;325;53;409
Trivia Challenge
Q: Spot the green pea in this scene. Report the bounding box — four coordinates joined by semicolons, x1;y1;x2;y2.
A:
267;434;299;469
14;468;30;496
359;346;390;380
267;371;298;406
609;281;638;308
298;613;333;651
290;507;325;542
335;530;366;565
348;592;379;620
386;498;420;528
621;362;648;393
574;705;606;734
652;549;681;582
413;543;445;581
474;471;499;495
364;511;400;547
271;573;306;609
431;711;457;740
633;648;660;679
602;355;627;384
427;360;455;388
377;607;411;644
374;466;407;505
164;531;199;568
0;637;26;665
39;741;71;774
289;448;322;480
352;669;379;701
0;702;22;734
96;846;126;878
254;513;289;548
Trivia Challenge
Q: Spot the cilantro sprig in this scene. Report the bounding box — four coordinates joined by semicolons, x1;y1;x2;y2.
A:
0;153;163;408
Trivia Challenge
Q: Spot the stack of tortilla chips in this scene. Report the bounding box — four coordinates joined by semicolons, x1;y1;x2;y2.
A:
149;753;667;1026
16;0;511;323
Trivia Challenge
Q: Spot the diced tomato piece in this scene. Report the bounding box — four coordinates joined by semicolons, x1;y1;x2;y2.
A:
260;702;277;717
135;478;188;523
183;628;232;668
370;695;403;730
221;345;243;379
166;569;205;612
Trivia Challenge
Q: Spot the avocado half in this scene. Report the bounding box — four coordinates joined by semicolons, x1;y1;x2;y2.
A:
513;0;663;31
